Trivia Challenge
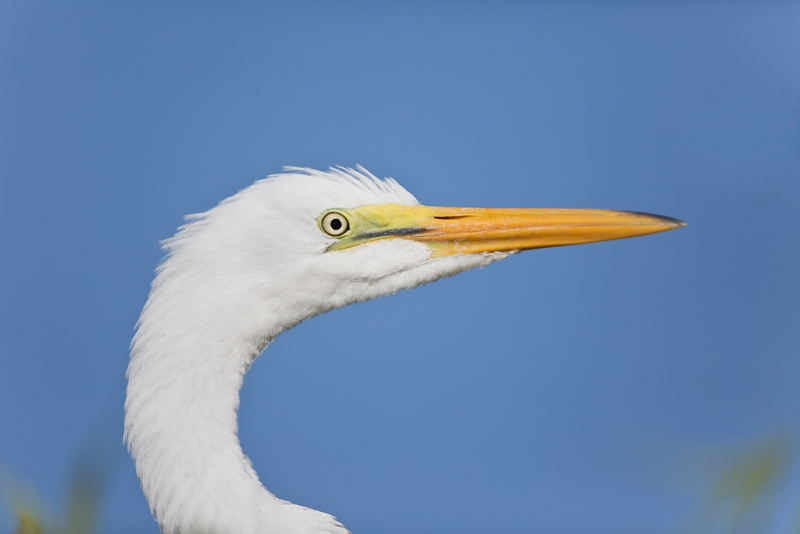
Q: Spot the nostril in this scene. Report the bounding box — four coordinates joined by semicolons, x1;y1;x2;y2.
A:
433;215;470;220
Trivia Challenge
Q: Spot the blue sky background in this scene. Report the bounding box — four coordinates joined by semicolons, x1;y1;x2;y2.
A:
1;2;799;533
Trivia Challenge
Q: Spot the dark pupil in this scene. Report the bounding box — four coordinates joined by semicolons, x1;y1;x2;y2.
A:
330;218;342;231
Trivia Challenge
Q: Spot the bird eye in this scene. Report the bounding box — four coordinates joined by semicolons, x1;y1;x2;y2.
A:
320;211;350;237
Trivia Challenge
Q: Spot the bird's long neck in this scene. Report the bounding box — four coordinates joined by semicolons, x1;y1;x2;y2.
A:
124;262;281;534
125;320;270;533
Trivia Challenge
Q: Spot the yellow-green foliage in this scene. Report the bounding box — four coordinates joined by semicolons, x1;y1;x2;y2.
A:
681;434;798;534
3;453;104;534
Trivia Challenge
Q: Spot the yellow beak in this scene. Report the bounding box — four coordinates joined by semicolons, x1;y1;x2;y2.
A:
322;204;685;257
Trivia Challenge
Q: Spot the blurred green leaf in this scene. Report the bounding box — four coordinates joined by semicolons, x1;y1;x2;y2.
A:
3;444;109;534
681;434;796;534
710;437;792;519
13;511;43;534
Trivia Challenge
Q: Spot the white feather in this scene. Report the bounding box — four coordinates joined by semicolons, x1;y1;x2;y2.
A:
124;167;507;534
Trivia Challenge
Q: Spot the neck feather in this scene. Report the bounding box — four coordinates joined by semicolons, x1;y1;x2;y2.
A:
124;258;345;534
125;283;266;533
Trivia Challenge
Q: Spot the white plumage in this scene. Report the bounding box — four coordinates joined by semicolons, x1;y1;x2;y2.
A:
125;166;682;534
125;168;504;534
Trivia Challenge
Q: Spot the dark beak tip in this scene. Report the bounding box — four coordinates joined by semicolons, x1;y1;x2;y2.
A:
623;210;686;229
666;217;687;228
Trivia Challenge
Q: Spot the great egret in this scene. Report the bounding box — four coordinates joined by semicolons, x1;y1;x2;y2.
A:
124;166;683;534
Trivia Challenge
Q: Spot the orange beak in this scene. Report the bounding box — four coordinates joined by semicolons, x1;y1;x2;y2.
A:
323;204;685;257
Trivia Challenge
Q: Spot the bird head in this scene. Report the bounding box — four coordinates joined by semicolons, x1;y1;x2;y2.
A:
148;166;683;349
